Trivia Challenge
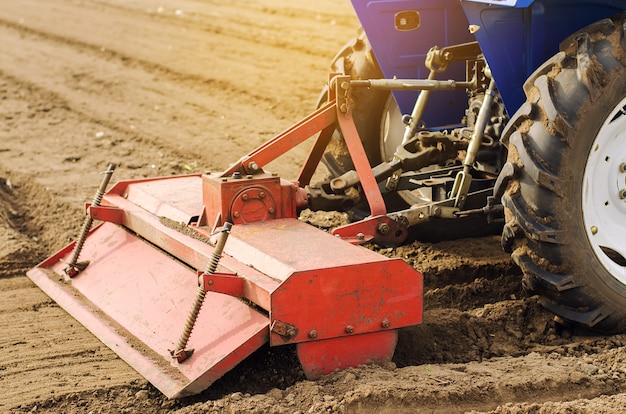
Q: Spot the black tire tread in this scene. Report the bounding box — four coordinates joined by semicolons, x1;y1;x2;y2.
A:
502;12;626;332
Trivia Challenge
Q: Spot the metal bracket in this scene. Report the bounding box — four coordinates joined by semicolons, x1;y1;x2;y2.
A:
199;271;244;298
331;215;408;246
271;320;298;340
88;204;124;224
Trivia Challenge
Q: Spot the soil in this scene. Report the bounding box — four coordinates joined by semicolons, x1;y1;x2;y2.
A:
1;1;626;413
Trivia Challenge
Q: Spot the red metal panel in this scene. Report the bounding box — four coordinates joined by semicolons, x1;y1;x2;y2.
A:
117;174;204;224
228;218;395;274
297;330;398;379
27;222;269;398
270;260;422;345
222;219;423;346
103;181;280;311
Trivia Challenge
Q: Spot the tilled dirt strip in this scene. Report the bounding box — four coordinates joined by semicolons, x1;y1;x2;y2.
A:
0;278;142;411
170;350;626;413
2;1;626;413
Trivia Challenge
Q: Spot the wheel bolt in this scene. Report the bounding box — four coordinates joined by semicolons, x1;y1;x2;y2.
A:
619;162;626;173
590;226;598;235
619;189;626;200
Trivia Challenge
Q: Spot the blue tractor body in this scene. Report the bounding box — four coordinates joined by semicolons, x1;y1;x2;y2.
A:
352;0;624;124
338;0;626;335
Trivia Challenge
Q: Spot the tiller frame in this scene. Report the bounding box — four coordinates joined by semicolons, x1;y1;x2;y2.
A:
27;75;423;398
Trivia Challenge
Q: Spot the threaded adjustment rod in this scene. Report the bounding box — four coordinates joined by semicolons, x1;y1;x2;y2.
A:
170;223;233;363
64;163;116;277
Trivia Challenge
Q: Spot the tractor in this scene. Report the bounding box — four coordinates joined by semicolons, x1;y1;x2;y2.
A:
28;0;626;398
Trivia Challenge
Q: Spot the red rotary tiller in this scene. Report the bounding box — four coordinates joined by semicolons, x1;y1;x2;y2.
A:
28;75;423;398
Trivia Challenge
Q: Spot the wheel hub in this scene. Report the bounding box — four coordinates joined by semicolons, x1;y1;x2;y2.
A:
582;96;626;283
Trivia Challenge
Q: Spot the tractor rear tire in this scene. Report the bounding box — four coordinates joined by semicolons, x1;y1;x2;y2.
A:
318;29;389;177
499;13;626;332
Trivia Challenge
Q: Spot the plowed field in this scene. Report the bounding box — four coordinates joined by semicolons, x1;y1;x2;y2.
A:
2;1;626;413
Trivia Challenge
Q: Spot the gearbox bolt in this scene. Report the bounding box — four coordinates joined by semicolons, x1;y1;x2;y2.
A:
381;318;390;329
345;325;354;334
308;329;318;339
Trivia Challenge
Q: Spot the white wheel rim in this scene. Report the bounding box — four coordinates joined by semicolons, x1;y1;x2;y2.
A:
380;95;404;162
582;95;626;284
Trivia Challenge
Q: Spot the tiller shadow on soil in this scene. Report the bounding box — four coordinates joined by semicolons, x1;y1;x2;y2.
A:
27;75;423;398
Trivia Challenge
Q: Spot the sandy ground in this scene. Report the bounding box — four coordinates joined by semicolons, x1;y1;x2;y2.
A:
2;1;626;413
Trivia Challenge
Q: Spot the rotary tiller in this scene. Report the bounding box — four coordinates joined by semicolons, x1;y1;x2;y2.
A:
27;76;423;398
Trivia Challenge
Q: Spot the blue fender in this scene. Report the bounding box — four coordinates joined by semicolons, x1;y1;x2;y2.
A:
461;0;624;113
350;0;474;127
351;0;624;122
